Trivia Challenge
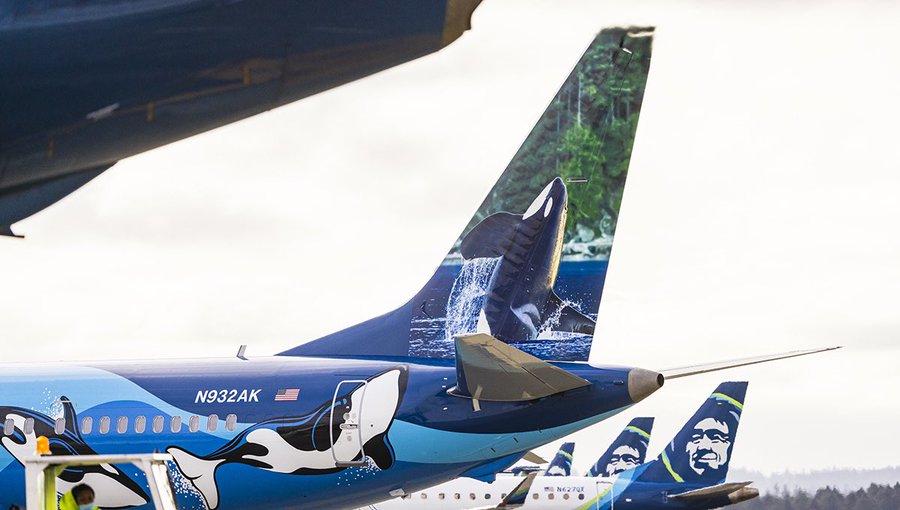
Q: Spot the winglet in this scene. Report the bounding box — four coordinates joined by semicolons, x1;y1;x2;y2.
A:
450;333;590;402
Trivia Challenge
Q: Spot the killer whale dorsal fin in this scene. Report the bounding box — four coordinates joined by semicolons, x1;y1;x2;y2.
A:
547;291;596;335
459;211;520;259
59;396;80;436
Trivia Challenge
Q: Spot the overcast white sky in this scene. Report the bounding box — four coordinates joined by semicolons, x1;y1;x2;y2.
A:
2;0;899;475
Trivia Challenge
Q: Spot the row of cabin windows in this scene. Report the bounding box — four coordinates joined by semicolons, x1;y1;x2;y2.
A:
3;414;238;436
531;492;585;501
426;493;507;501
419;492;586;501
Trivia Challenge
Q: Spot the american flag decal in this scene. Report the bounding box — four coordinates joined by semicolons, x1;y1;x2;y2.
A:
274;388;299;401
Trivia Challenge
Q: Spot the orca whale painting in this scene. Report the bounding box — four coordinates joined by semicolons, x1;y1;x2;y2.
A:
0;397;150;508
168;367;408;510
404;28;654;360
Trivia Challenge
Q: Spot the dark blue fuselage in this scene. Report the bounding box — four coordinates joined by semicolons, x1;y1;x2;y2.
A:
0;355;646;509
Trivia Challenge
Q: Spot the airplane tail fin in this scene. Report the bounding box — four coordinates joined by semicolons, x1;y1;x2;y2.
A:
636;382;748;485
497;473;537;509
543;442;575;476
281;27;654;361
587;417;653;477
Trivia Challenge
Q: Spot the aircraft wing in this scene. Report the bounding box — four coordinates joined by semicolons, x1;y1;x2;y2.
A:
660;346;841;379
668;481;759;503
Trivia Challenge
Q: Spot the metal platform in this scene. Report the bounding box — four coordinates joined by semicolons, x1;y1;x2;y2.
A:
23;453;177;510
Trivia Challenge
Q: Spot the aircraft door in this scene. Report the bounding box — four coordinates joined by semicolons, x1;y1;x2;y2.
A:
329;379;368;467
595;480;614;510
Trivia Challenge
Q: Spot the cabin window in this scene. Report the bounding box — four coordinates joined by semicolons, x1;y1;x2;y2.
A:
532;493;539;500
99;416;110;434
4;418;14;435
485;493;491;500
469;493;476;500
153;416;164;433
189;415;200;433
225;414;237;432
563;493;570;500
437;494;445;500
548;493;555;500
578;493;585;500
419;494;427;500
24;418;34;435
81;417;92;435
207;414;218;432
54;418;65;435
171;416;183;433
116;416;128;434
134;415;146;434
453;493;460;500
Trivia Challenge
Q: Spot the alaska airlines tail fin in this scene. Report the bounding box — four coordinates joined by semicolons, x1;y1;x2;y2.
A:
497;473;537;508
636;382;748;485
543;442;575;476
281;27;654;361
588;417;653;477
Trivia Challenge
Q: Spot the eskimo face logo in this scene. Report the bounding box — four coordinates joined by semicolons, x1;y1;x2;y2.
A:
605;445;641;476
685;417;732;475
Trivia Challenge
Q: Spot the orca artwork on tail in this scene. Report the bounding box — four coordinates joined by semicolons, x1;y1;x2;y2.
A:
460;177;597;344
286;28;657;362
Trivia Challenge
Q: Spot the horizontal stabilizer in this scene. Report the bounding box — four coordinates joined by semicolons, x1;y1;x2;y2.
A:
660;346;841;379
521;451;547;465
669;481;754;501
452;333;589;401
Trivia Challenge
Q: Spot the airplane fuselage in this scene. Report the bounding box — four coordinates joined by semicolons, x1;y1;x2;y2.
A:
516;475;742;510
0;356;644;509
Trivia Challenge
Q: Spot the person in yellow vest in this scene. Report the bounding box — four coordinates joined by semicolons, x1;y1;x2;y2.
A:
59;484;98;510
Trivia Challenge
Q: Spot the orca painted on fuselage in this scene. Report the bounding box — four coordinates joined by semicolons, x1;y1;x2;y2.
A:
0;0;482;234
461;177;595;343
167;367;407;510
0;397;149;508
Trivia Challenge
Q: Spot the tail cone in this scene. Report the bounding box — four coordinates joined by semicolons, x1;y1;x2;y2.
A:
627;368;664;403
729;487;760;504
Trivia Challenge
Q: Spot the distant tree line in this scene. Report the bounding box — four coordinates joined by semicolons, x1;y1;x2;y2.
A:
739;483;900;510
